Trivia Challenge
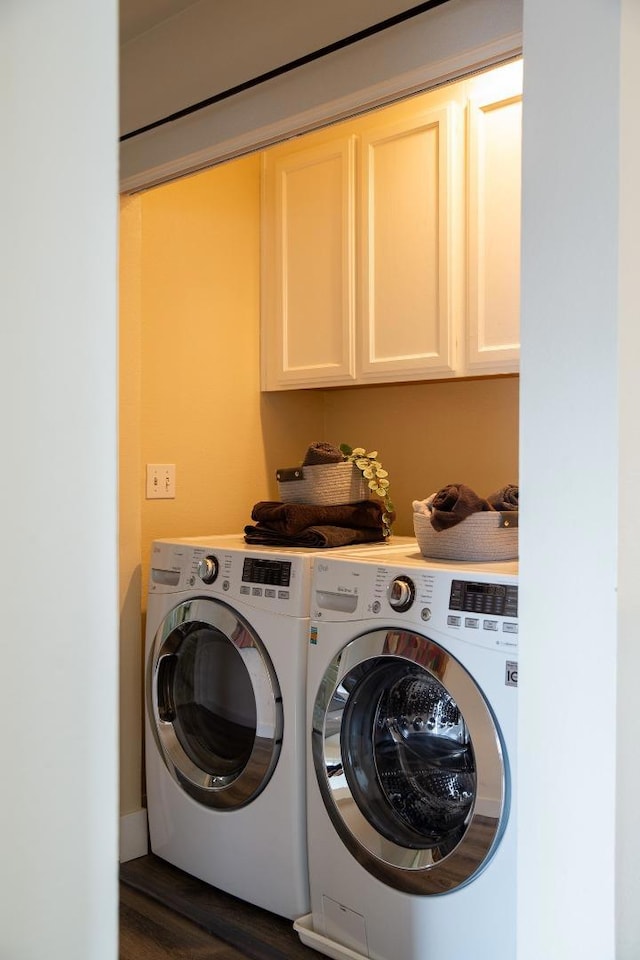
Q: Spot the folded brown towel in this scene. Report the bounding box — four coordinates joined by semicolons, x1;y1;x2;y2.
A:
251;500;386;535
244;524;385;549
430;483;494;532
302;442;344;466
487;484;519;511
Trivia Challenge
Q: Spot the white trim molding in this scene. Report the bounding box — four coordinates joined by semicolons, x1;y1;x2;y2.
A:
119;809;149;863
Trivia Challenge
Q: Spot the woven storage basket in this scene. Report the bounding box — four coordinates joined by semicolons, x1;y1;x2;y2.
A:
276;462;369;505
413;510;518;562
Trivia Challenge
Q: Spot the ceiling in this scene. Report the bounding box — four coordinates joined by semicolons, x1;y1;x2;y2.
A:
119;0;199;44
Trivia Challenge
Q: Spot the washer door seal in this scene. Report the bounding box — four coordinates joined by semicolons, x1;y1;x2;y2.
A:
312;628;507;894
148;597;283;809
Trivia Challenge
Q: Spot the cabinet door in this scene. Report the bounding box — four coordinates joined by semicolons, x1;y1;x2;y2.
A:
358;104;461;383
261;137;356;390
467;89;522;374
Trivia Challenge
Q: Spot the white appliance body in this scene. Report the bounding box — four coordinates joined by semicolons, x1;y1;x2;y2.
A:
145;535;315;919
304;547;519;960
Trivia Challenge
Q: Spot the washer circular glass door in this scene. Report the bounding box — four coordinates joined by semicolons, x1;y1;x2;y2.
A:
148;597;283;809
312;629;508;894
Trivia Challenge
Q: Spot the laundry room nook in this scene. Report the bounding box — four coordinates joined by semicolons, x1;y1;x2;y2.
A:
5;0;638;956
118;52;522;960
119;56;521;568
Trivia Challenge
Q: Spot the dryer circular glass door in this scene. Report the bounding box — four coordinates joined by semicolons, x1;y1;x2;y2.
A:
312;629;508;894
148;597;283;809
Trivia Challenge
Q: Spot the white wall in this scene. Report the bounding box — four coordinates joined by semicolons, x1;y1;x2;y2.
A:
615;2;640;955
520;1;640;957
0;1;119;958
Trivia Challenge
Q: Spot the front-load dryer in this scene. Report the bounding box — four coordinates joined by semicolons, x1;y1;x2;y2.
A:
298;546;518;960
145;534;317;920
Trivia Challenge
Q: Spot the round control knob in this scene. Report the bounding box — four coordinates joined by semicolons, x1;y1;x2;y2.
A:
388;575;415;612
197;555;219;584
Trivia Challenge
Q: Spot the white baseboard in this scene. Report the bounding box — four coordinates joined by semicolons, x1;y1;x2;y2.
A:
119;808;149;863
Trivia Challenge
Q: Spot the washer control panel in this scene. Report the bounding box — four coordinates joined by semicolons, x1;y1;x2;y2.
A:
312;555;519;651
449;579;518;618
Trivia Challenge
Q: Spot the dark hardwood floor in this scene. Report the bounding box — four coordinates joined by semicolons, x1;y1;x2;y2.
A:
120;883;248;959
119;854;318;960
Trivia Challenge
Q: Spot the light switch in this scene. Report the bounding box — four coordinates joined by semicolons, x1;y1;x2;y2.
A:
146;464;176;499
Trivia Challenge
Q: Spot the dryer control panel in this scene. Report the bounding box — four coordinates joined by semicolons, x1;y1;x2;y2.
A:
148;538;312;617
242;557;291;588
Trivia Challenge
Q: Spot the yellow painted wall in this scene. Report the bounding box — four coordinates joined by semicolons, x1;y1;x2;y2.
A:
120;155;325;813
119;194;143;815
139;156;325;589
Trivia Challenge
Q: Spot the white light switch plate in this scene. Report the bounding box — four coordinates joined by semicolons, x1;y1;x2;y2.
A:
146;464;176;499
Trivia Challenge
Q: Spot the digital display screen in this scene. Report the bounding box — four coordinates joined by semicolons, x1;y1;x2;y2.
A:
450;579;518;617
242;557;291;587
465;582;507;597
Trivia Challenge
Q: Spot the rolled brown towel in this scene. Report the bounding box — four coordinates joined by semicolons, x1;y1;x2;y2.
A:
487;484;519;511
302;442;344;465
430;483;494;532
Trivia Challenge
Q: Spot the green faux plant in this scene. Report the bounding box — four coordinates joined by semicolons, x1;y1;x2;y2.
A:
339;443;395;537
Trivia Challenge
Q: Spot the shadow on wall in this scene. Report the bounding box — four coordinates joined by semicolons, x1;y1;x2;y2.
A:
323;376;520;536
259;376;519;537
259;390;326;501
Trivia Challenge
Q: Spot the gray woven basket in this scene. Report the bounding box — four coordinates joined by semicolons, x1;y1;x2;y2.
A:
276;462;369;505
413;510;518;562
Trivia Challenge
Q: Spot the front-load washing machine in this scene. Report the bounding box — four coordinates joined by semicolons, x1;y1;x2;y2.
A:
145;534;317;919
297;545;518;960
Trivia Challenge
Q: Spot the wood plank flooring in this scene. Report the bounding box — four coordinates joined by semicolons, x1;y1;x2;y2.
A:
120;883;248;960
119;854;318;960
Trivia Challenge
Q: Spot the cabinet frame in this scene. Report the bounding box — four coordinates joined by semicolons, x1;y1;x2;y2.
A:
466;90;522;374
357;103;462;383
261;136;357;390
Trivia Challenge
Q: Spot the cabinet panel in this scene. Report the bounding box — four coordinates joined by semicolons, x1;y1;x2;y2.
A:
358;106;460;382
467;91;522;373
261;137;356;390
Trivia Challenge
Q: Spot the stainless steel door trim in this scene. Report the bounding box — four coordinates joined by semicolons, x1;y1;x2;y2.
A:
312;627;507;894
148;597;283;809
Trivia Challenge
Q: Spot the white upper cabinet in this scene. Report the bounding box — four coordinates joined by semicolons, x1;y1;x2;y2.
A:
261;60;522;391
358;105;461;383
466;75;522;374
261;137;357;389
